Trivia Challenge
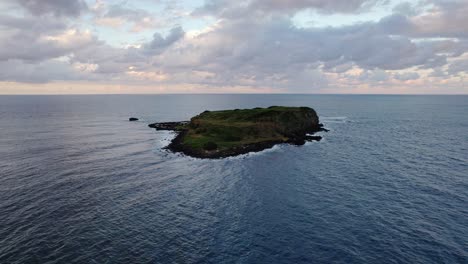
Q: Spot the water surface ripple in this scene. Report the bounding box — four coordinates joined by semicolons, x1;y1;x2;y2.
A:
0;95;467;263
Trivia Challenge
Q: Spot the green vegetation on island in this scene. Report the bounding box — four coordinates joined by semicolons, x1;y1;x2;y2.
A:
148;106;325;158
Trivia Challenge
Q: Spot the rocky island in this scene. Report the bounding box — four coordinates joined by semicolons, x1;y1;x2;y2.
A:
149;106;327;159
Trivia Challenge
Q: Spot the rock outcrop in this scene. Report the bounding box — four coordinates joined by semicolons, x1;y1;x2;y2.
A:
148;106;327;159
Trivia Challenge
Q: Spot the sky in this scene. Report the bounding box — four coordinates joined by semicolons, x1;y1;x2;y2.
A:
0;0;467;94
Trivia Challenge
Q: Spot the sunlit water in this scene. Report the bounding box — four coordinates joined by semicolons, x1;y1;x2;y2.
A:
0;95;467;263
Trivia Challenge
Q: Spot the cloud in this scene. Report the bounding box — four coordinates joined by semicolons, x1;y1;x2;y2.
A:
93;3;162;32
0;28;97;62
16;0;88;17
144;26;185;54
448;59;468;75
409;0;468;38
249;0;383;13
67;27;186;76
153;16;459;83
0;13;97;62
392;2;420;16
0;14;66;32
0;59;84;83
394;72;420;81
0;0;467;94
358;69;389;82
5;9;462;90
194;0;384;18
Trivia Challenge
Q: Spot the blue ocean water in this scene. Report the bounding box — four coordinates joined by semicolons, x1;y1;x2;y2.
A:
0;94;467;263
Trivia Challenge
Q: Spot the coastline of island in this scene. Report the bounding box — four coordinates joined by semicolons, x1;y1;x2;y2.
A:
147;106;328;159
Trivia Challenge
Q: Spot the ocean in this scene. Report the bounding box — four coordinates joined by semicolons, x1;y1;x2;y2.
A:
0;94;467;263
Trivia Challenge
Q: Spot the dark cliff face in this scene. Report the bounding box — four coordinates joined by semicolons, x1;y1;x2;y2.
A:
264;107;320;136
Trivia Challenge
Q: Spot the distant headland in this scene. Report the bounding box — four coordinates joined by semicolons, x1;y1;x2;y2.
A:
147;106;327;159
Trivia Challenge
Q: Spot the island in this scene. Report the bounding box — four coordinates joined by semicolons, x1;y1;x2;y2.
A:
148;106;327;159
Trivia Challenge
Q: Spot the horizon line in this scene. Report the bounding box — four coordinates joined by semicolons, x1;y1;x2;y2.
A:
0;93;467;96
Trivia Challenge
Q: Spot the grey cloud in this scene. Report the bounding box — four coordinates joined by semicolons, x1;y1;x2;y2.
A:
105;4;150;21
394;72;420;81
323;62;354;73
0;59;81;83
409;0;468;38
93;2;187;32
0;14;96;62
429;67;447;77
194;0;384;18
96;4;159;31
359;69;389;82
448;59;468;75
2;0;467;91
250;0;383;13
16;0;88;17
71;44;140;74
165;17;455;72
68;27;186;76
392;2;420;16
376;2;468;39
144;26;185;54
208;0;467;25
0;15;66;32
376;14;414;35
0;2;96;83
151;8;468;91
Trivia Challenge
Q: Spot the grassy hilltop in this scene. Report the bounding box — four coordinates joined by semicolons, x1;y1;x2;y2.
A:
165;106;322;158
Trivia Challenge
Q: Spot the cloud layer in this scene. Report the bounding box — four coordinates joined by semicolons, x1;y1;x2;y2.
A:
0;0;467;93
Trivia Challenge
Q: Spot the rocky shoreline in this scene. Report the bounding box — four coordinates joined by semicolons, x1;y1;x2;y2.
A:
148;121;189;130
145;107;328;159
148;121;328;159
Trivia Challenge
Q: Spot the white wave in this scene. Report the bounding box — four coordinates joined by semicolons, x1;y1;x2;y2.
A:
306;130;328;136
155;132;321;161
168;143;286;161
224;144;285;160
305;139;325;145
155;130;177;148
320;116;348;123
